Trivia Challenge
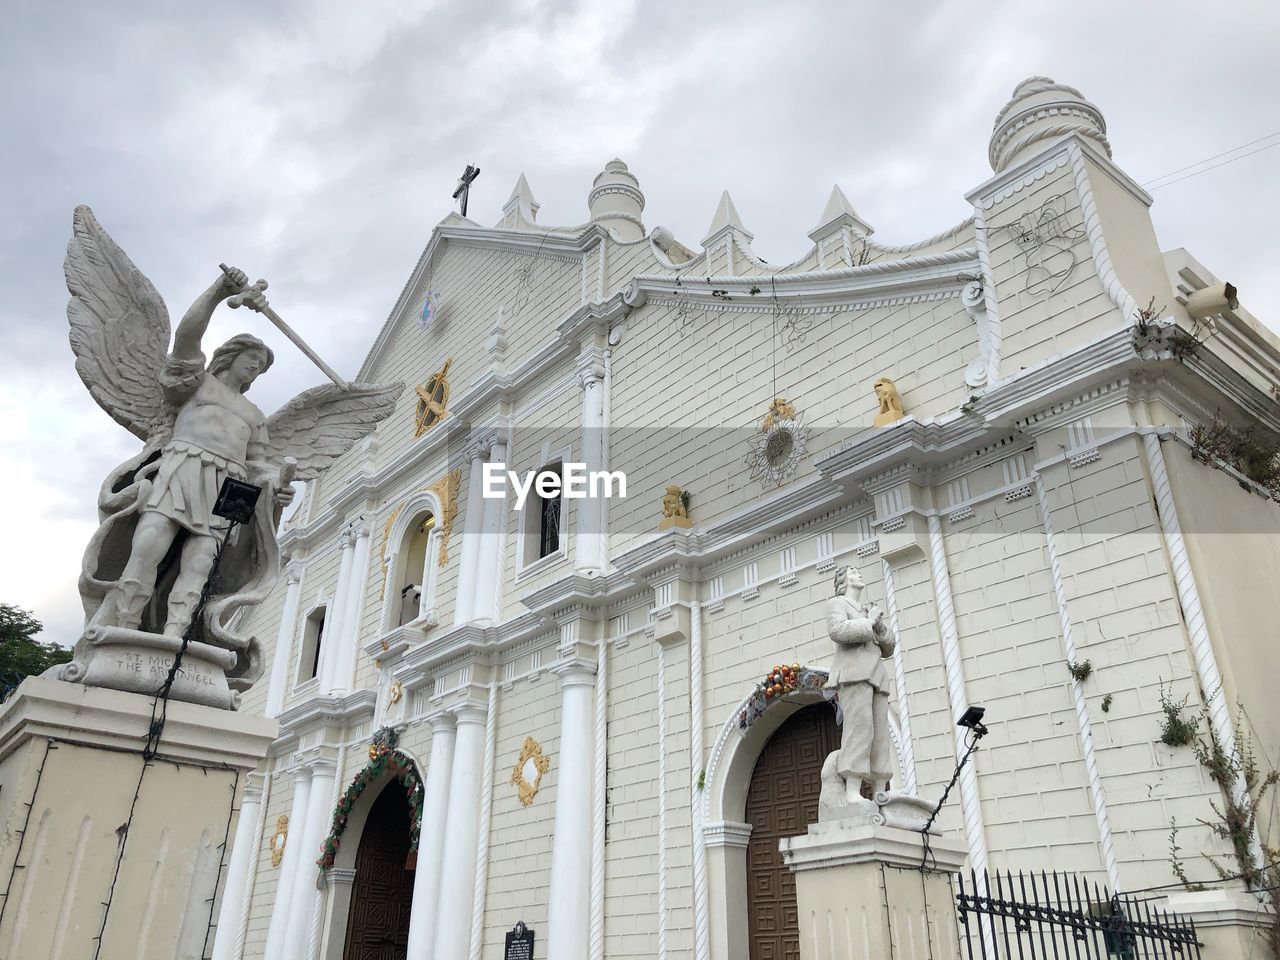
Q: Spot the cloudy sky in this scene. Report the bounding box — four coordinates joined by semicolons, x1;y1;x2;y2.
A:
3;0;1277;642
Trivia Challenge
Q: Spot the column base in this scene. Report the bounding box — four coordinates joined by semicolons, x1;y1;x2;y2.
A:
781;813;967;960
0;676;276;959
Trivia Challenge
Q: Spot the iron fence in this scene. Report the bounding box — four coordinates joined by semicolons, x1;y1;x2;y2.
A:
956;869;1202;959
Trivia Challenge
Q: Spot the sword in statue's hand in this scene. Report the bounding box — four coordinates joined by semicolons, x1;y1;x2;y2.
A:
218;263;350;390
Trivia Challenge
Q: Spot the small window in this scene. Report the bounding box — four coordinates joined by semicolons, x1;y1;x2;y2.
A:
298;606;326;683
538;474;562;559
522;461;565;567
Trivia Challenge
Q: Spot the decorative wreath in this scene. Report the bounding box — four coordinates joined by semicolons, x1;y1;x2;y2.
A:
316;727;424;872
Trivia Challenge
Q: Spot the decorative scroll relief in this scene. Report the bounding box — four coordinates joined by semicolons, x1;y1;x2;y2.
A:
962;281;1000;388
269;815;288;868
510;736;551;806
427;469;461;566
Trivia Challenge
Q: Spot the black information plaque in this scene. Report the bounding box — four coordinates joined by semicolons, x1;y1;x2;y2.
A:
504;921;535;960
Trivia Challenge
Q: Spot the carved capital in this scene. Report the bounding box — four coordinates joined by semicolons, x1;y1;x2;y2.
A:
576;352;606;390
283;560;304;586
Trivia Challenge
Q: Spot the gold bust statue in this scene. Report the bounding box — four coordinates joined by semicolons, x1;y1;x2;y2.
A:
872;377;905;427
658;484;692;530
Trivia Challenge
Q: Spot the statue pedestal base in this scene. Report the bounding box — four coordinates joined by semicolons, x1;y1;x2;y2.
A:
780;813;967;960
0;676;276;959
62;624;241;710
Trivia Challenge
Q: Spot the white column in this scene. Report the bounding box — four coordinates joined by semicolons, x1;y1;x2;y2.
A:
283;755;338;960
431;704;488;960
475;438;508;624
454;448;486;626
688;600;710;960
881;559;919;795
574;358;607;574
926;513;989;876
331;518;372;694
212;774;265;960
319;528;355;691
1143;432;1261;868
1035;475;1119;890
406;713;457;960
547;661;597;960
267;564;304;717
264;767;313;959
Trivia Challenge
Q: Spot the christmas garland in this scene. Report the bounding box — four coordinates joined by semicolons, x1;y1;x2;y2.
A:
736;664;832;734
316;728;424;872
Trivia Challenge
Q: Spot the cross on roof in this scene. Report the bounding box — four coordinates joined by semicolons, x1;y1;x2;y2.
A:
453;163;480;217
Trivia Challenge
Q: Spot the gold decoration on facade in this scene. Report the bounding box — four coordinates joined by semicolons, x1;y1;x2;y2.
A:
872;376;905;427
269;815;289;867
509;736;551;807
658;484;692;530
760;397;797;431
413;358;452;437
387;680;403;706
427;469;460;566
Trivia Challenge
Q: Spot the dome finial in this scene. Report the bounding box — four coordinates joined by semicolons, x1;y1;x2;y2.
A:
589;159;646;241
988;77;1110;172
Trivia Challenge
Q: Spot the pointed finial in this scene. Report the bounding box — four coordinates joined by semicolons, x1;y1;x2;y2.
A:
502;172;540;224
702;190;753;246
808;185;873;244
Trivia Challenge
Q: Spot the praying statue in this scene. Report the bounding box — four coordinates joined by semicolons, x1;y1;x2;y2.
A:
824;565;896;802
59;206;402;706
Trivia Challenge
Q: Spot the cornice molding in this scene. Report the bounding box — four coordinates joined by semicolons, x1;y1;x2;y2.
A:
624;249;977;312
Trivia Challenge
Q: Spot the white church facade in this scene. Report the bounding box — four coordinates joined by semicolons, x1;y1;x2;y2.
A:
212;77;1280;960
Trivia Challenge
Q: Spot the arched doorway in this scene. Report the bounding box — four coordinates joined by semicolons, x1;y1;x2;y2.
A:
342;782;415;960
744;701;839;960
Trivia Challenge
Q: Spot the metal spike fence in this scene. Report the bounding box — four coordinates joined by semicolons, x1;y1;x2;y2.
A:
956;869;1202;959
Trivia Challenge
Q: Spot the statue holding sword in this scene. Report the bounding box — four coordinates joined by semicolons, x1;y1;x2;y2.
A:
60;206;402;698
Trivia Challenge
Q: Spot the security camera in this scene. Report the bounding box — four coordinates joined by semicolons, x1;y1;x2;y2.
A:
1185;282;1238;322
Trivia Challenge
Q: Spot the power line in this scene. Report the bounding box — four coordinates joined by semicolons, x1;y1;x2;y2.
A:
1144;137;1280;192
1143;130;1280;186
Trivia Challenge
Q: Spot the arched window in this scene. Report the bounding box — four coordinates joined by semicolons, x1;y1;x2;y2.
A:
380;497;445;637
517;452;570;574
397;513;435;627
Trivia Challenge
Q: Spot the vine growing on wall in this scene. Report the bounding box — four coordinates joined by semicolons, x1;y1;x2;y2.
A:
1189;414;1280;498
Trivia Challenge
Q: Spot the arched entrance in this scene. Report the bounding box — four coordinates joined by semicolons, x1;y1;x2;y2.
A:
744;701;839;960
342;782;415;959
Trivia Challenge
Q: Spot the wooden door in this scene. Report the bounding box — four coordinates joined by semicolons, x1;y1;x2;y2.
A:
745;702;840;960
342;783;415;960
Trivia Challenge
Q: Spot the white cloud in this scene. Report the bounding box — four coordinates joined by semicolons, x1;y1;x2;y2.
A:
1;0;1276;637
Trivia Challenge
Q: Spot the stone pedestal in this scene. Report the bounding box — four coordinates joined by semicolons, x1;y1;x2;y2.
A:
780;814;967;960
0;676;276;959
1157;889;1277;960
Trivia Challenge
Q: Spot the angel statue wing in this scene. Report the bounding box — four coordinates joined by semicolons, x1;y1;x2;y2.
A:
65;205;174;444
265;382;405;481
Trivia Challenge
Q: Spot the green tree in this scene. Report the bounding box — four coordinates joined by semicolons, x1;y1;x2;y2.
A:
0;603;71;685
